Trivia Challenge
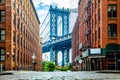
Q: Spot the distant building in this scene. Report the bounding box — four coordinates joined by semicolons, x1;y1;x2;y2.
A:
72;0;120;70
0;0;42;71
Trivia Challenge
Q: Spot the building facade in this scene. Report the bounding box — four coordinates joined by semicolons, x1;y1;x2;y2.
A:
0;0;42;71
72;17;81;70
72;0;120;70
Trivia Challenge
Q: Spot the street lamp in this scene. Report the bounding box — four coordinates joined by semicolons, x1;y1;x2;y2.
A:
32;52;36;71
74;55;83;70
6;52;10;58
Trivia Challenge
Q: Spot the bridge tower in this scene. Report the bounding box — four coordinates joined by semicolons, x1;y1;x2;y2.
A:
49;5;70;66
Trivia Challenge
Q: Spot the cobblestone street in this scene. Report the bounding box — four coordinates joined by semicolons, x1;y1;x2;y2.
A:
0;71;120;80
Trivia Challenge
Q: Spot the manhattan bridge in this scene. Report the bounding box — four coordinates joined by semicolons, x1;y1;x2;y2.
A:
41;5;77;66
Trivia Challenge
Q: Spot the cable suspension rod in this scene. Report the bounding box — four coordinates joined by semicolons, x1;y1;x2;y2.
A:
43;31;50;42
40;20;50;35
41;11;49;28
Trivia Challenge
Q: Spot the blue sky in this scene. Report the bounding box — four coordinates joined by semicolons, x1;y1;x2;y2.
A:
32;0;79;24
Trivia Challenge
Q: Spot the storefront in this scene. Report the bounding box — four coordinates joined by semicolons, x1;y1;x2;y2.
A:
81;44;120;71
82;48;106;71
106;44;120;70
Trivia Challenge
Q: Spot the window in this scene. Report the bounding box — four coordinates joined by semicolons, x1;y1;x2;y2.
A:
0;0;5;3
98;27;100;39
95;31;97;42
98;0;100;3
0;48;5;61
0;11;5;22
92;19;93;28
95;0;96;9
16;3;19;14
95;14;97;25
98;9;100;22
12;0;15;9
0;30;5;40
13;14;16;26
92;33;94;45
108;5;117;17
13;31;16;42
20;0;22;6
108;24;117;37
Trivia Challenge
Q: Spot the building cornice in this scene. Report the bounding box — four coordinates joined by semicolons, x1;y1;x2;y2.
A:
30;0;40;24
78;0;81;5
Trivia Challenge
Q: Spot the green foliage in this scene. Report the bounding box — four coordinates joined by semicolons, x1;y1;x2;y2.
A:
56;63;72;71
68;63;72;70
42;61;46;71
42;61;56;71
42;61;72;71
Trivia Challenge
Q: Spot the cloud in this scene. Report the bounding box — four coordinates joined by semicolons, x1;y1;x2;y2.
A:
32;0;79;23
32;0;78;42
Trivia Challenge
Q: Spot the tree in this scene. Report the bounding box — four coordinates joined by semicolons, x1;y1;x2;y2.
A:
42;61;55;71
68;63;72;70
42;61;46;71
46;62;55;71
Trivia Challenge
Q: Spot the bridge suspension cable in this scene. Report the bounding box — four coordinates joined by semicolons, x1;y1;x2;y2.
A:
43;31;50;42
40;21;50;35
40;11;50;42
40;11;49;29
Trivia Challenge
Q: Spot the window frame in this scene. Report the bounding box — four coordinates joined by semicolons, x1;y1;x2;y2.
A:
0;10;5;22
0;0;5;3
0;48;5;61
0;29;5;41
108;4;117;18
108;24;117;37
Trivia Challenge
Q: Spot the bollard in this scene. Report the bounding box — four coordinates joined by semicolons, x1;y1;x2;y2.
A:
0;64;2;72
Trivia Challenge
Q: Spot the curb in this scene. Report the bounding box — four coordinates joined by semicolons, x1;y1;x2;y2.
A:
0;72;13;75
97;70;120;73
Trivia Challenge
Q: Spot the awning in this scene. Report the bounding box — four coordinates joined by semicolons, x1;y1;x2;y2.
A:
82;48;106;58
106;44;120;52
88;56;105;58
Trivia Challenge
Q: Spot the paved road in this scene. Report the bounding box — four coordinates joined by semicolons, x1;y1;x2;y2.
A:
0;71;120;80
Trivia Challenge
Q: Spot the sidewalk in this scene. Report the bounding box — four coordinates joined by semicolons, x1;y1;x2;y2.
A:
97;70;120;73
0;70;37;75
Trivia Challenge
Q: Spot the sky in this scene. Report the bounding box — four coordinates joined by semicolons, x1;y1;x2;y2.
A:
32;0;79;25
32;0;79;64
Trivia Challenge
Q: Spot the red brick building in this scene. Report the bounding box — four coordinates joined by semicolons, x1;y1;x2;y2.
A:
72;0;120;70
0;0;42;71
72;17;80;70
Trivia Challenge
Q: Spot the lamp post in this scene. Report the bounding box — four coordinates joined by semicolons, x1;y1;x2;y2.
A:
6;52;10;58
74;55;83;70
32;52;35;71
